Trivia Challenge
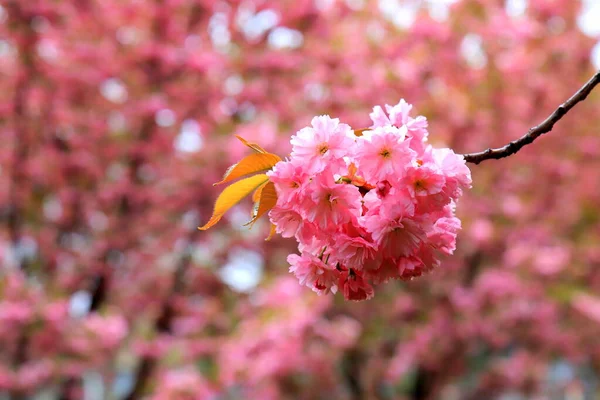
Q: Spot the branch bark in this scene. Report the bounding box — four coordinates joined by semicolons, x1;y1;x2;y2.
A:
124;234;196;400
462;70;600;164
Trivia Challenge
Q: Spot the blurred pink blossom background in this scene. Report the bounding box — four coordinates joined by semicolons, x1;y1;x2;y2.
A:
1;0;600;399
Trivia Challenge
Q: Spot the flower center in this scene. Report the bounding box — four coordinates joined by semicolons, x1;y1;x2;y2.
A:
379;148;391;158
414;180;426;192
325;193;337;208
318;143;329;155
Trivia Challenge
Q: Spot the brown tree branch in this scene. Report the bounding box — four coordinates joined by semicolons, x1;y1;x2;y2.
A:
462;70;600;164
123;246;193;400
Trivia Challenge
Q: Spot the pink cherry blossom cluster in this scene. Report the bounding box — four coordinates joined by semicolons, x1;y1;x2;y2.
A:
268;100;472;301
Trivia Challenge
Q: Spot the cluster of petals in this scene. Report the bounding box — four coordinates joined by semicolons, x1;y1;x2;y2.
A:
267;100;472;301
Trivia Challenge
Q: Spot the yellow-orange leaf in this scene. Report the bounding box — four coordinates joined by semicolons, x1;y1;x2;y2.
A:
252;181;269;203
199;174;270;231
246;181;277;227
214;153;281;186
348;162;358;176
354;128;369;137
266;223;277;241
344;162;368;187
235;135;268;154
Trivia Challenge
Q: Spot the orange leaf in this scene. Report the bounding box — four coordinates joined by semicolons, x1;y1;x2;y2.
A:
246;181;277;227
266;223;277;241
348;163;358;177
214;153;281;186
252;181;269;203
342;162;369;187
235;135;268;154
199;174;270;231
354;128;369;137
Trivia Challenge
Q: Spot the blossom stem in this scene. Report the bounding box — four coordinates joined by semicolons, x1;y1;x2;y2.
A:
462;70;600;164
319;246;328;259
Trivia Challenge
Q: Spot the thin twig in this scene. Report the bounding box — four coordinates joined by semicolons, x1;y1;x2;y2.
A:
462;70;600;164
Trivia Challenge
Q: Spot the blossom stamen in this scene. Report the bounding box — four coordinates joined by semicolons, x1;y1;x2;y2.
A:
379;149;391;158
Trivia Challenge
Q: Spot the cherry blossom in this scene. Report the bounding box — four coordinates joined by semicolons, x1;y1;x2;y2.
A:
269;100;472;300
